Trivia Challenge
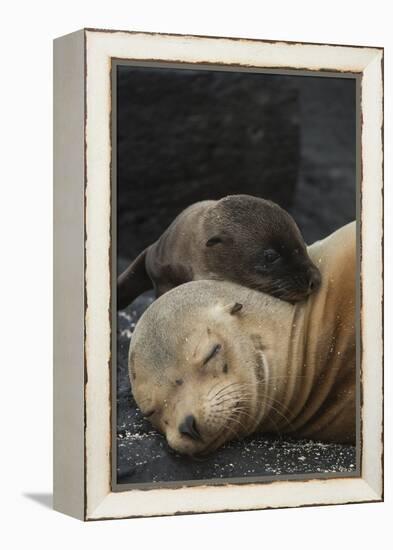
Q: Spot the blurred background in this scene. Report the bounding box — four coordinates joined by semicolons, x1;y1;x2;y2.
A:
115;65;358;485
117;65;357;266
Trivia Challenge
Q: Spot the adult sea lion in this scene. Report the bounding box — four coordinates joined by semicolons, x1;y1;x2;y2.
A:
118;194;321;309
128;222;356;456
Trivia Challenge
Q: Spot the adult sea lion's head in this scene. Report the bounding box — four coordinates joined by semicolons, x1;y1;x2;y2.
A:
203;195;321;302
129;280;285;456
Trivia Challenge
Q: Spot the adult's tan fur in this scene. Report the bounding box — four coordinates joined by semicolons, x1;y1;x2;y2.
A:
129;222;356;456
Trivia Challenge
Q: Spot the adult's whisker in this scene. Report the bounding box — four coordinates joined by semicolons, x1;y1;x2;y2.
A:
211;381;245;400
212;391;252;408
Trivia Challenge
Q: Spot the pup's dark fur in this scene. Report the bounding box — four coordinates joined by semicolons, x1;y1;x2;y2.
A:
118;194;321;309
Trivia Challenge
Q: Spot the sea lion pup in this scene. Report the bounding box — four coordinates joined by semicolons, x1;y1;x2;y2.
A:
129;222;356;456
118;194;321;309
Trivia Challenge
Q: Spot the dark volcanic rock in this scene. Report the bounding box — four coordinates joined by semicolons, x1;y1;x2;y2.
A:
117;66;300;259
289;77;357;244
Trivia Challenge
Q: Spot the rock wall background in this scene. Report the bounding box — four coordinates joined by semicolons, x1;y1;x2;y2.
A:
117;66;356;262
116;66;357;485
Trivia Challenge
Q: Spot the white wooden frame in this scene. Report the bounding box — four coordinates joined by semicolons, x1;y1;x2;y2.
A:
53;28;383;521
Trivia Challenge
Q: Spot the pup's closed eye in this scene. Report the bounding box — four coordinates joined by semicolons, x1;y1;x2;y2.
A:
263;249;280;263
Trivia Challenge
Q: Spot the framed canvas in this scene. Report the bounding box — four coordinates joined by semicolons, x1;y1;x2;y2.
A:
53;28;383;521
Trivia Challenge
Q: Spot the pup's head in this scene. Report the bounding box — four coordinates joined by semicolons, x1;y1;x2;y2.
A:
203;195;321;302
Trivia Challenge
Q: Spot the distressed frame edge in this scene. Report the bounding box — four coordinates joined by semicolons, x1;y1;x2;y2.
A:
53;29;86;520
80;29;383;520
83;26;385;53
358;48;384;500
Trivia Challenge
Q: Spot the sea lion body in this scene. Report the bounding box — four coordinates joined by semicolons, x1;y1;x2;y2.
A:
118;195;321;308
145;201;209;295
129;222;356;456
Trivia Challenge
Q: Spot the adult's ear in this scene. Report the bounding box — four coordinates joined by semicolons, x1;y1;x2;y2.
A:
230;302;243;315
222;302;243;316
117;248;152;310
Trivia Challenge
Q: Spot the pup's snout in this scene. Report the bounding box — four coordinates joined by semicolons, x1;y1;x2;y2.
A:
307;268;321;294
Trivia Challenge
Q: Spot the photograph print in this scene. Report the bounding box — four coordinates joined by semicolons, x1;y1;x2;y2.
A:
114;63;358;487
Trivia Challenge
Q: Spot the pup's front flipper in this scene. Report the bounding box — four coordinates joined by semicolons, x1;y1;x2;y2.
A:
117;248;152;309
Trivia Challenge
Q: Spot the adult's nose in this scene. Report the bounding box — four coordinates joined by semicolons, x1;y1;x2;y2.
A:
178;414;201;440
